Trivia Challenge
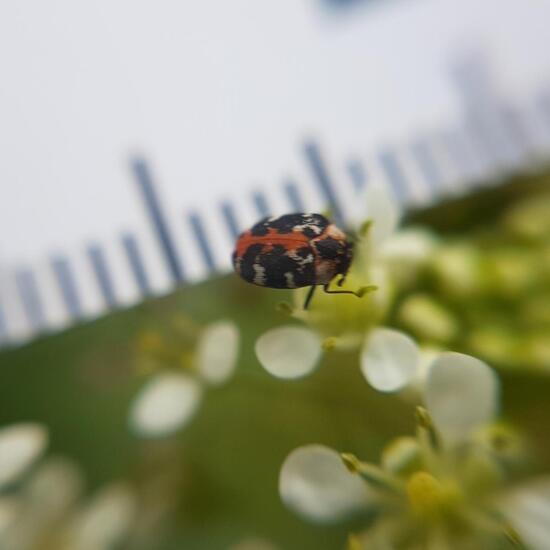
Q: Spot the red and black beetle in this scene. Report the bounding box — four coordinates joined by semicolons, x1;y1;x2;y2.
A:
232;213;364;309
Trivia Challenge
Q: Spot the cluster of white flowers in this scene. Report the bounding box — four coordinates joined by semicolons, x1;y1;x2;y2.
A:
278;352;550;549
255;185;437;386
256;320;438;398
242;185;550;546
0;423;139;550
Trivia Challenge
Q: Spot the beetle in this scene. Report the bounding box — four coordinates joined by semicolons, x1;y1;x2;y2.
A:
232;213;365;309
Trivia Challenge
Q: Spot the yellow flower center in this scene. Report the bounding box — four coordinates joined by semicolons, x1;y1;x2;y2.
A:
406;472;460;519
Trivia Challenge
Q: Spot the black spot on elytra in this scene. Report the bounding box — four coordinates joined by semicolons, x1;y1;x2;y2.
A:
249;217;271;236
235;243;315;288
238;243;263;283
261;245;315;288
249;213;330;238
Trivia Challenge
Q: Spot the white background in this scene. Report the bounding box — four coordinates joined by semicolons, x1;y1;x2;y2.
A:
1;0;549;267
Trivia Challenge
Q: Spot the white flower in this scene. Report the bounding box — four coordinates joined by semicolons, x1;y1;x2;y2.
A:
279;351;550;547
129;320;240;437
380;228;437;265
279;353;506;526
279;445;371;523
68;483;136;550
360;328;420;392
255;322;423;394
195;320;240;385
0;457;83;549
255;321;437;397
24;457;83;517
129;373;202;437
255;326;322;379
424;352;499;444
500;477;550;550
0;453;143;550
349;185;402;248
0;423;48;489
355;184;437;269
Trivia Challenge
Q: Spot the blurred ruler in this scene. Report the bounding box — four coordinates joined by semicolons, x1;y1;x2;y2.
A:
1;0;550;346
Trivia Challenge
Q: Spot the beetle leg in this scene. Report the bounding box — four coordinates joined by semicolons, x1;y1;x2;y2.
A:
323;282;364;299
303;285;317;310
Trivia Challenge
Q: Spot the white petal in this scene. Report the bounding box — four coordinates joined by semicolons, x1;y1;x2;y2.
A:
413;347;442;388
361;185;402;247
0;458;83;550
279;445;370;523
381;436;421;475
70;483;136;550
255;326;322;379
360;328;420;392
196;320;240;385
0;423;48;489
424;352;499;444
129;373;202;437
500;477;550;550
380;228;437;263
25;457;84;516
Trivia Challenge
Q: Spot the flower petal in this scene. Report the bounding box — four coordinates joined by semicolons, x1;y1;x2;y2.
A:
255;326;322;379
279;445;370;523
129;373;202;437
361;185;402;247
70;483;136;550
381;436;421;475
196;320;240;385
0;458;83;549
360;328;419;392
25;457;84;515
500;477;550;550
424;352;499;444
412;346;442;388
0;423;48;489
380;228;437;264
